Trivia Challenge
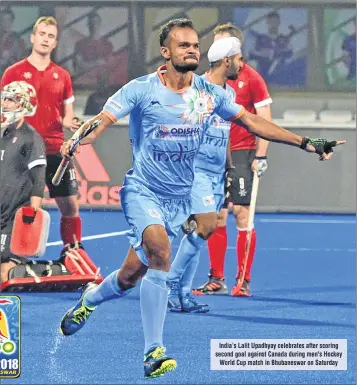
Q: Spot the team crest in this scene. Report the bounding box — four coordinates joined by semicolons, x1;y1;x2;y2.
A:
23;72;32;79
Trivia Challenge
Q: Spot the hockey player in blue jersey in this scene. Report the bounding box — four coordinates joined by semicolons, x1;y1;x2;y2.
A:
58;18;345;379
167;36;243;313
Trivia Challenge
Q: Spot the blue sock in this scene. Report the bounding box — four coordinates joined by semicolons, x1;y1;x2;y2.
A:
168;232;205;290
140;269;168;355
84;270;132;307
180;249;200;295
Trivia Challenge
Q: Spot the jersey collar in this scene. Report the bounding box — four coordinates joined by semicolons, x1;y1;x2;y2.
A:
156;64;194;93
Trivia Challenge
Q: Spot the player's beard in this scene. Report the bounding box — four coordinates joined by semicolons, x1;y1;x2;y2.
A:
227;60;239;80
172;59;199;73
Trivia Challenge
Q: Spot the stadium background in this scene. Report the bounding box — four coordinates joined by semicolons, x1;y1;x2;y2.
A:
1;0;355;213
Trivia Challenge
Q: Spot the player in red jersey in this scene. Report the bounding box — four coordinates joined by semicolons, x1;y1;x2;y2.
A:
193;23;272;297
1;16;83;253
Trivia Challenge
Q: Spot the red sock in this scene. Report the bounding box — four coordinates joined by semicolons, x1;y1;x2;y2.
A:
208;226;227;279
60;216;82;245
236;229;257;281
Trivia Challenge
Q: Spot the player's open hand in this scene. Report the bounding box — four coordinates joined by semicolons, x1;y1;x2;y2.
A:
300;137;346;161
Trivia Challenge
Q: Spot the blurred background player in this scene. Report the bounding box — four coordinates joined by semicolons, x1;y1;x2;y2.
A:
248;11;293;82
1;16;84;256
73;12;113;77
342;17;356;81
0;8;26;76
167;36;243;313
193;23;272;297
0;81;101;291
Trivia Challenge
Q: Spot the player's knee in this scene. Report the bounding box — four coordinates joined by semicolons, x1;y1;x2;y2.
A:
143;225;171;270
144;240;171;270
234;205;249;228
195;215;218;240
55;196;79;217
217;209;228;227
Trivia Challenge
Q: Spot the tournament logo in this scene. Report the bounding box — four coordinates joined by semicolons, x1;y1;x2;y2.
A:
0;296;21;378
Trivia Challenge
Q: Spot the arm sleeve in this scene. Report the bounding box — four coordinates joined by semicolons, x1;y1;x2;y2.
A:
102;80;143;122
63;71;75;105
213;85;245;121
27;132;47;170
29;165;46;198
250;72;273;108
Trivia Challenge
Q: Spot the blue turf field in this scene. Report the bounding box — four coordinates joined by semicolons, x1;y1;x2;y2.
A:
4;211;356;384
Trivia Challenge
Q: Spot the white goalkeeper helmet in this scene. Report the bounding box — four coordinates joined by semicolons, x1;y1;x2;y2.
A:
1;81;37;128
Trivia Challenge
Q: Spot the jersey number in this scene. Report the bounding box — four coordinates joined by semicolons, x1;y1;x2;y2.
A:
69;169;76;181
0;150;4;161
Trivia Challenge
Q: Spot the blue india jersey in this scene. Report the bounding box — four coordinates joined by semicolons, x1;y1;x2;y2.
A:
195;75;235;176
102;66;243;197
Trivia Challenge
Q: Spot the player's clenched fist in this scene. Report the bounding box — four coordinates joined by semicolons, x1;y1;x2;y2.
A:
60;139;80;158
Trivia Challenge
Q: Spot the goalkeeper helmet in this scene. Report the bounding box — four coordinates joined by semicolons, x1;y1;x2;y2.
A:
1;81;37;128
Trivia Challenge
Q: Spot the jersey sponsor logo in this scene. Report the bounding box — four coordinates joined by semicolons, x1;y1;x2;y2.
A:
207;115;231;129
203;195;215;206
152;143;197;163
153;124;200;141
107;99;123;112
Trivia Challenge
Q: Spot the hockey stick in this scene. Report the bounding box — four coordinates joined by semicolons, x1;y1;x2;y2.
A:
52;119;102;186
236;170;260;293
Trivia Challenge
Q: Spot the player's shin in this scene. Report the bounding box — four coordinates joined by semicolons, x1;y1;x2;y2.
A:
84;269;132;307
140;269;169;353
237;228;257;281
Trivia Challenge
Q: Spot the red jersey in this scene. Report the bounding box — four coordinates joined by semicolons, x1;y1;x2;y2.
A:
1;58;74;154
227;63;272;151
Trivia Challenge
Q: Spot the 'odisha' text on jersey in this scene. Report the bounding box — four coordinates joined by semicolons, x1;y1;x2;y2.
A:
102;65;244;197
1;59;74;154
195;75;235;176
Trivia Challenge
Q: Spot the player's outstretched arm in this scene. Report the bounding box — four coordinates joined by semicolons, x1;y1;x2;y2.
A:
60;112;113;158
235;110;346;160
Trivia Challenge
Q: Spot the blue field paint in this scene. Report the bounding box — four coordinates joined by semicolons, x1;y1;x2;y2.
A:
7;212;355;384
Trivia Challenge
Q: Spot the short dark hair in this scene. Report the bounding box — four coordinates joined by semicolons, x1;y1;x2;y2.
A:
214;23;244;45
159;18;196;47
